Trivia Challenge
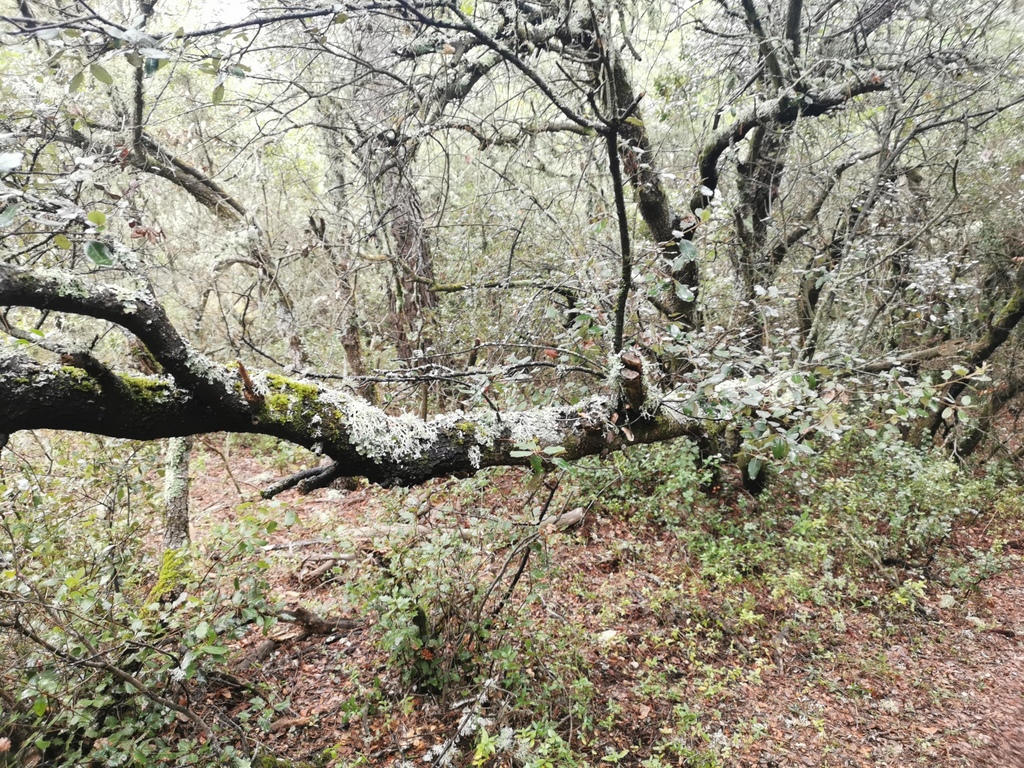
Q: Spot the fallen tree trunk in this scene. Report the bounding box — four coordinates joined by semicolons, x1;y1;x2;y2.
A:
0;265;704;487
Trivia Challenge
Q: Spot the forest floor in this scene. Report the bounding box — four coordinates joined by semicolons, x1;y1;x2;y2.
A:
182;439;1024;767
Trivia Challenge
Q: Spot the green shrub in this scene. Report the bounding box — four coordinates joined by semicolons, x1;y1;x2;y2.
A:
0;436;280;766
570;440;714;526
799;433;1006;584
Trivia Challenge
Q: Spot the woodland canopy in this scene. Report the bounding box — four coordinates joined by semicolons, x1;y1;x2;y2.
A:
1;0;1021;484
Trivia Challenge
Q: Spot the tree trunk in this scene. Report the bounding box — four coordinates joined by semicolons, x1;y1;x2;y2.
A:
163;435;193;550
316;109;377;402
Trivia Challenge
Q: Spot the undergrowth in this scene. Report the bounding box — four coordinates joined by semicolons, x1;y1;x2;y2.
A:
0;436;284;766
2;427;1020;767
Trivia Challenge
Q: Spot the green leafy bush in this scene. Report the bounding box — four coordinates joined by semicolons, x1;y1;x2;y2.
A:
570;440;714;526
797;433;1008;590
0;437;280;766
347;511;529;697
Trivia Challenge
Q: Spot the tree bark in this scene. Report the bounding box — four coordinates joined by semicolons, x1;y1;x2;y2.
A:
163;435;193;550
0;264;705;487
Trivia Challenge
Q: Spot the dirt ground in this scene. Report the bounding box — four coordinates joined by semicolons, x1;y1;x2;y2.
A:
184;443;1024;767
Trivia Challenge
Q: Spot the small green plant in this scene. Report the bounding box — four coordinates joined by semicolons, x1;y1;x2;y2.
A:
346;499;533;697
569;440;713;527
0;436;282;766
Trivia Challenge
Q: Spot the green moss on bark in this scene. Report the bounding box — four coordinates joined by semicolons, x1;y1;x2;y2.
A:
148;547;191;603
118;373;173;402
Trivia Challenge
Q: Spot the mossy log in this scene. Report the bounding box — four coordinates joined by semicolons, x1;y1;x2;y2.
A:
0;265;705;487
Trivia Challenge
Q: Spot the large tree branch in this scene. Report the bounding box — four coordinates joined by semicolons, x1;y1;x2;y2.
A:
0;264;244;414
691;75;888;213
136;133;247;222
0;355;702;487
0;266;706;487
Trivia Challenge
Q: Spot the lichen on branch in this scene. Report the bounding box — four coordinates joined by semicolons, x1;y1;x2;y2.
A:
0;265;703;487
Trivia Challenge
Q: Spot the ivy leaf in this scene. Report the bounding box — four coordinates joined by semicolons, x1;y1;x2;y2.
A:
69;70;85;92
90;63;114;85
86;210;107;226
747;458;762;480
212;83;225;105
85;241;113;266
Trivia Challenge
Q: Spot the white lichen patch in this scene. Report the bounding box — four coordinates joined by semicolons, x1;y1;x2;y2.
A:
163;436;191;501
248;370;272;399
183;347;239;392
108;284;148;314
504;405;573;447
637;352;665;416
575;394;614;429
433;404;577;453
316;383;589;467
321;387;449;463
35;268;91;300
605;350;623;390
